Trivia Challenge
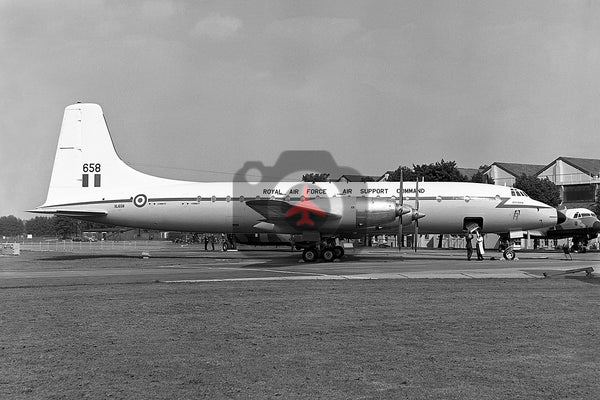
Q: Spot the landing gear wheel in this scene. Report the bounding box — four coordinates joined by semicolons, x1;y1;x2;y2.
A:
503;248;516;260
222;242;229;251
322;248;335;262
333;245;344;259
302;248;318;262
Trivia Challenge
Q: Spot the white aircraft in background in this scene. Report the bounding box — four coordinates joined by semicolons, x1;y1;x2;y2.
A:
30;103;564;262
527;207;600;252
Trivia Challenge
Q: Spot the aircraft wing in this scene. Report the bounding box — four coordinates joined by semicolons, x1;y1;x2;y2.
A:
245;199;341;223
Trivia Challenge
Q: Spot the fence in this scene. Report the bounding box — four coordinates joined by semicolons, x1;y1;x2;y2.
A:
12;240;169;254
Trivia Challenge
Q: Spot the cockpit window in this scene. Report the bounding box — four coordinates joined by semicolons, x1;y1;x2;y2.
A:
509;188;530;197
574;213;580;218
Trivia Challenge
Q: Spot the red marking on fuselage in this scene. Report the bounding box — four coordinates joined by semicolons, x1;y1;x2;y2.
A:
285;185;326;226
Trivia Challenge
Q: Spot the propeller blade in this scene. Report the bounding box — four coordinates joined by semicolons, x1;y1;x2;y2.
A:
398;169;403;251
398;216;403;250
415;177;420;211
414;222;419;252
414;178;420;252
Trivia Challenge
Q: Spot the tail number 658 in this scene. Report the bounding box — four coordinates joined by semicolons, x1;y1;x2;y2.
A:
83;163;101;173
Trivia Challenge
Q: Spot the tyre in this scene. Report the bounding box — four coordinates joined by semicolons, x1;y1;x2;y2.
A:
302;248;318;262
503;248;516;260
322;248;335;262
333;245;345;259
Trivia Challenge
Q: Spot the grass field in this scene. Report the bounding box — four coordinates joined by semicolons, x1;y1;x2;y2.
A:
2;278;600;399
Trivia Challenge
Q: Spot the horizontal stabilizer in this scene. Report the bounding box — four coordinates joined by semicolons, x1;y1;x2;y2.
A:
27;209;108;217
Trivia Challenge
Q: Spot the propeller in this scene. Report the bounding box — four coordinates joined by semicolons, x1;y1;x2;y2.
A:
395;169;414;250
413;178;419;252
398;169;403;251
410;178;427;251
395;171;425;251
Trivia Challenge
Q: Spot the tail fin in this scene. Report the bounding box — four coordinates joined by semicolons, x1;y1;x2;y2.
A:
35;103;160;211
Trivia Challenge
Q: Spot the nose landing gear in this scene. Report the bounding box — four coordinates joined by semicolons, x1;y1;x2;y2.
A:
498;238;517;260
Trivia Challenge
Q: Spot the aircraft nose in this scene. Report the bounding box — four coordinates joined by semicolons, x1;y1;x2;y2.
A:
557;210;567;224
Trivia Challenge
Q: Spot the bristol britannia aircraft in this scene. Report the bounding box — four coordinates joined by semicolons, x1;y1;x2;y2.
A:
30;103;565;262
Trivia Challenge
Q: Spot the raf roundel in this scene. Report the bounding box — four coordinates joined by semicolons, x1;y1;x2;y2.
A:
133;194;147;208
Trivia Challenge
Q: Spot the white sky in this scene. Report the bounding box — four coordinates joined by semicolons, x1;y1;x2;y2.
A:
2;0;600;218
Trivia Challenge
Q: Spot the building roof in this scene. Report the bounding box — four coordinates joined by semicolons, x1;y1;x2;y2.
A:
550;157;600;177
486;162;546;177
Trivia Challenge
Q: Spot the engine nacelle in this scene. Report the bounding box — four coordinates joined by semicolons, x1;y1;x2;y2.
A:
356;198;398;228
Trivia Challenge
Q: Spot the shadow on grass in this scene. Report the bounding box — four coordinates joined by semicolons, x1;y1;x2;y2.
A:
40;254;146;261
566;276;600;285
39;251;303;262
239;253;411;269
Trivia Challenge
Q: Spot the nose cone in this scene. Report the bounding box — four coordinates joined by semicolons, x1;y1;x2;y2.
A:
412;211;426;221
396;204;413;217
557;210;567;225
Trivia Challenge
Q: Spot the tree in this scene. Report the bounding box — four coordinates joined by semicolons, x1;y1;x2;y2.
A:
589;185;600;216
415;160;469;182
471;165;494;184
302;172;330;182
514;174;561;207
0;215;25;237
387;160;468;182
25;216;56;237
386;166;416;181
52;216;80;239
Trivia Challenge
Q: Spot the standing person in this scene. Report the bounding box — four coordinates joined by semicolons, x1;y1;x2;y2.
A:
209;234;215;251
204;235;209;251
465;233;473;261
476;234;485;260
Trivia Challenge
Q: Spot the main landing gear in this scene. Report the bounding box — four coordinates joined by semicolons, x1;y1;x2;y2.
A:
300;239;345;263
